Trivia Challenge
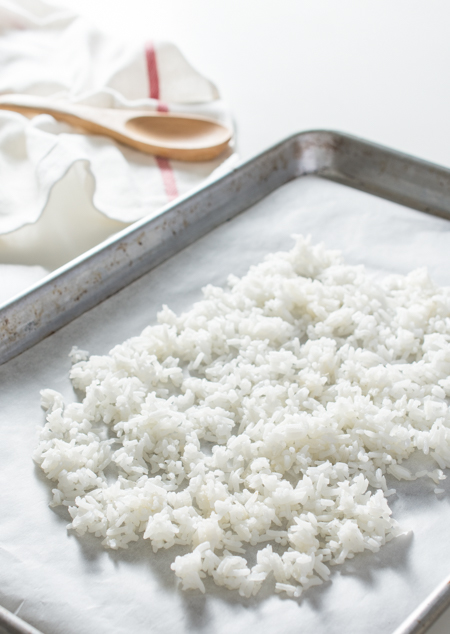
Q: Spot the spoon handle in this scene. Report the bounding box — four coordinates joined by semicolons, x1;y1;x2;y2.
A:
0;94;147;154
0;93;104;126
0;94;152;152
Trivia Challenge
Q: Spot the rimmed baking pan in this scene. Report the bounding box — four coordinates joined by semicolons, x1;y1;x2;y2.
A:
2;131;450;634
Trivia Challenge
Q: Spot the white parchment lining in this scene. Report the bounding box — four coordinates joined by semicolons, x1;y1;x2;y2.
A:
2;176;450;634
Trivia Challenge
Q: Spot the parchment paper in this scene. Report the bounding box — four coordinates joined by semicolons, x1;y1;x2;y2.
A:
2;175;450;634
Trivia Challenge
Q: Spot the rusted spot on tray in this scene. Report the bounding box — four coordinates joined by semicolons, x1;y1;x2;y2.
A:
2;311;36;343
73;288;88;303
116;242;129;254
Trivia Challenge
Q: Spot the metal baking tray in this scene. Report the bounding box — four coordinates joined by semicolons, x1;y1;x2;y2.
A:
2;131;450;634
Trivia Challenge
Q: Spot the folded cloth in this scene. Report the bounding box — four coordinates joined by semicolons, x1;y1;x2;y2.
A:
0;0;236;303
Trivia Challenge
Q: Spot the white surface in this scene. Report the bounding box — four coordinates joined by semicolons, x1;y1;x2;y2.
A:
2;177;450;634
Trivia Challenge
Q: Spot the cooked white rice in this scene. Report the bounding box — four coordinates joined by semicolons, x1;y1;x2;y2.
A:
34;235;450;598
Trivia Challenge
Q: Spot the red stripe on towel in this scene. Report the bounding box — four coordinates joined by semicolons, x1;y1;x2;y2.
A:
155;157;179;200
145;42;179;201
145;42;160;100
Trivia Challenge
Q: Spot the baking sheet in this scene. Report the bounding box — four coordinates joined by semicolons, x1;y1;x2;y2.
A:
2;175;450;634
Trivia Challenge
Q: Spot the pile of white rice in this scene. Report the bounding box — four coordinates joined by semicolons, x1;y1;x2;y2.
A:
34;235;450;598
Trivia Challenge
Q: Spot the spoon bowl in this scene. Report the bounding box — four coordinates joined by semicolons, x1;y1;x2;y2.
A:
124;113;230;150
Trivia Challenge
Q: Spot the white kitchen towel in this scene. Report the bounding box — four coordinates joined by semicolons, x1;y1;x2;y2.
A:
0;0;236;301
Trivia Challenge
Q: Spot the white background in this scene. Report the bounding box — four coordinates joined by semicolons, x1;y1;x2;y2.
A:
10;1;450;631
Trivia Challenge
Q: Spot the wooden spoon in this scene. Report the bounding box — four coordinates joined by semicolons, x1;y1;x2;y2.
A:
0;94;232;162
